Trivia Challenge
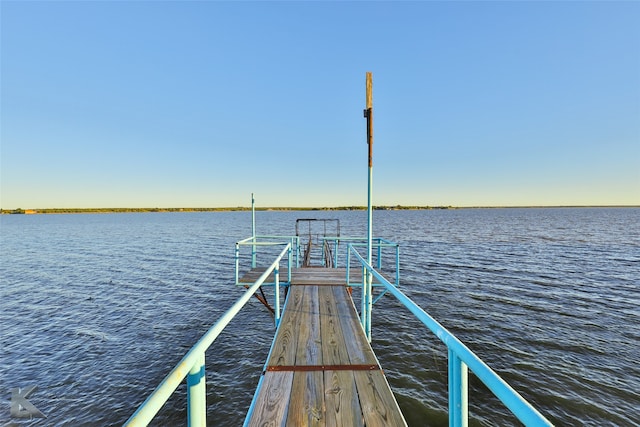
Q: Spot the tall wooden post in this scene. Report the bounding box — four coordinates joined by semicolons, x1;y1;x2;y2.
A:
364;71;374;341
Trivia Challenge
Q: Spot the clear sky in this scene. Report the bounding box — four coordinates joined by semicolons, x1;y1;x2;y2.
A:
1;1;639;209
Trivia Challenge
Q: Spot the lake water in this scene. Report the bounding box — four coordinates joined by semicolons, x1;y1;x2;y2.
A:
1;208;638;426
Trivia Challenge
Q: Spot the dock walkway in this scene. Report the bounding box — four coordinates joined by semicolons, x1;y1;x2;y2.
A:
241;268;407;426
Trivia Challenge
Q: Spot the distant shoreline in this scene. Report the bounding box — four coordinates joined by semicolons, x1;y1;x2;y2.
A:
2;205;638;214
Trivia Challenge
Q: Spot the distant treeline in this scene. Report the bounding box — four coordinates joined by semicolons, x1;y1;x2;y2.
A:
1;206;454;215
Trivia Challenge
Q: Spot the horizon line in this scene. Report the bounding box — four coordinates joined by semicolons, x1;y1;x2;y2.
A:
2;204;639;214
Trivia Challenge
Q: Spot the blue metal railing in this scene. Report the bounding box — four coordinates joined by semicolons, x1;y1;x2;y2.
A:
347;244;553;427
235;235;299;285
341;237;400;288
320;236;399;275
124;243;291;427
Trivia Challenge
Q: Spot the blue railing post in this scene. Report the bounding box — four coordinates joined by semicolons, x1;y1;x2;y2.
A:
361;265;367;333
251;194;256;268
334;238;339;267
287;244;292;284
187;353;206;427
346;245;351;285
235;242;240;285
395;244;400;287
274;264;280;327
448;348;469;426
366;269;372;341
377;239;382;269
251;237;257;269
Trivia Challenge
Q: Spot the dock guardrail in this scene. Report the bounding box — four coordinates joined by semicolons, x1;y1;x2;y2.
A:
235;235;299;285
347;243;553;427
124;243;291;426
340;237;400;288
125;237;551;426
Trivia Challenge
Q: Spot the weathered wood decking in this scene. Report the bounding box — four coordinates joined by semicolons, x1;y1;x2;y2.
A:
242;268;407;426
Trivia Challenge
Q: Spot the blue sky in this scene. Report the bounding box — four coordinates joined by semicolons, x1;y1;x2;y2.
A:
1;1;638;208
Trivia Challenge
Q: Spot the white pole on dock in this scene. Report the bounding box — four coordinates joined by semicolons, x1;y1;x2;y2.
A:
364;72;374;341
251;193;256;268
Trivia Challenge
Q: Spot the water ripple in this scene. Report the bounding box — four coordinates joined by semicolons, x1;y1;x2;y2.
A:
0;208;638;426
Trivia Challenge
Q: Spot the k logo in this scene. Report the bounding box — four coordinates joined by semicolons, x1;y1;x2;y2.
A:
10;386;46;419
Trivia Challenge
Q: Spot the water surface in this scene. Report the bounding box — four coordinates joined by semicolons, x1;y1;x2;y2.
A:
1;208;638;426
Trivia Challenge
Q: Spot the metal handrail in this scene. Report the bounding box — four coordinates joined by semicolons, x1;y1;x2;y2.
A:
342;238;400;288
235;235;299;285
124;243;291;427
347;244;553;427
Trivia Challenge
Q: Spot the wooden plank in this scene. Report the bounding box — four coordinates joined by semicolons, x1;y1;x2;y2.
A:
268;286;304;366
238;267;390;285
291;269;345;286
324;370;363;427
319;286;350;366
286;371;325;427
246;371;294;427
296;285;322;366
353;370;407;427
332;286;378;365
249;269;407;426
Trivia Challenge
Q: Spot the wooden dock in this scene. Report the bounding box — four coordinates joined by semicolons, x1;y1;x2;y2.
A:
242;268;407;426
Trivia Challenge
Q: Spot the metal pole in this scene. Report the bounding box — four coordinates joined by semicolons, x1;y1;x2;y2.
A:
448;349;469;427
287;243;292;284
235;243;240;285
366;270;372;341
396;244;400;287
187;353;206;427
346;244;351;285
361;265;368;333
274;264;280;327
251;193;256;268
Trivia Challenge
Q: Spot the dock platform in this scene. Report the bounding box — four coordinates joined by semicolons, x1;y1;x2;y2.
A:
242;268;407;426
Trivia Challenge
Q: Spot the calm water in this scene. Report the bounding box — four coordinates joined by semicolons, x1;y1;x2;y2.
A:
1;208;638;426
